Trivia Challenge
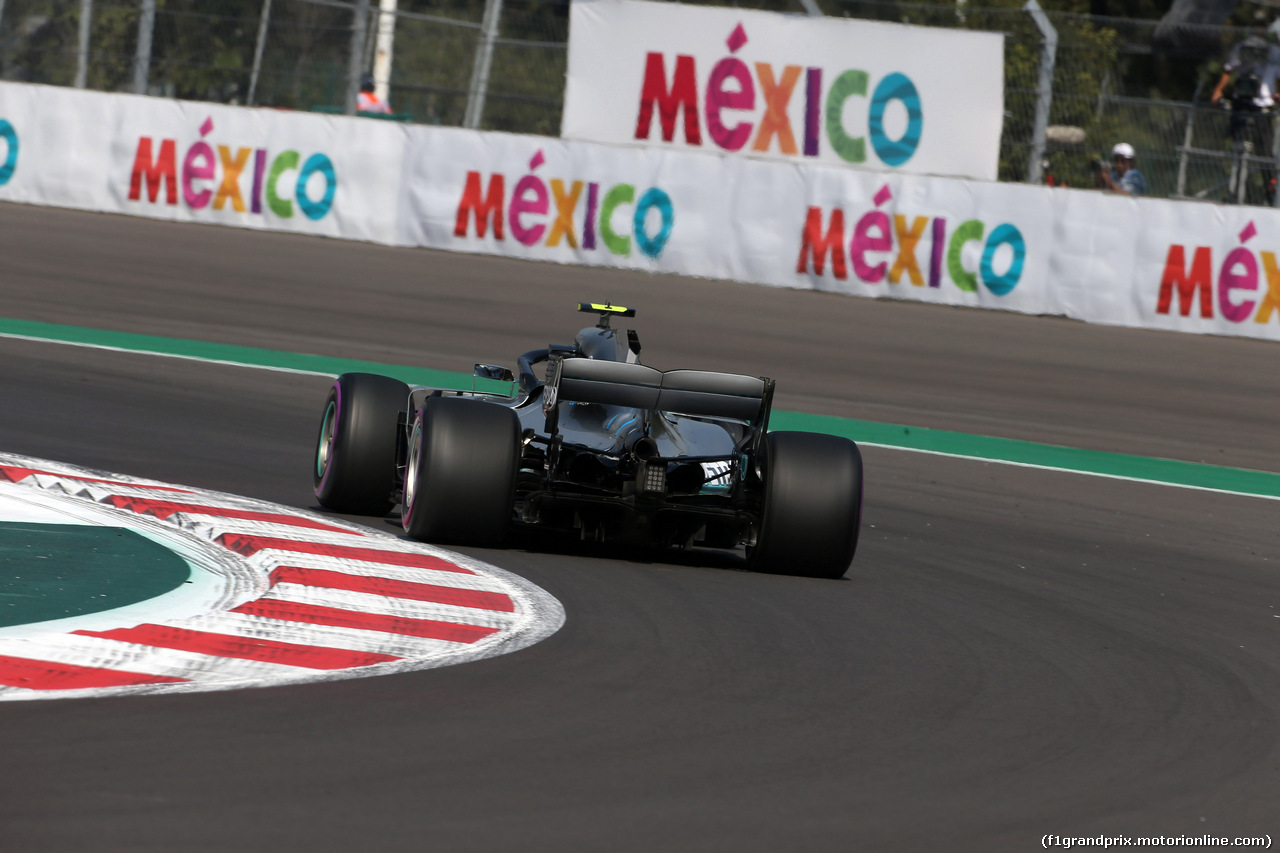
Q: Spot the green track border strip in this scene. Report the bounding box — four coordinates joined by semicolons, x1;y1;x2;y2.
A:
5;318;1279;502
0;318;461;387
768;411;1280;500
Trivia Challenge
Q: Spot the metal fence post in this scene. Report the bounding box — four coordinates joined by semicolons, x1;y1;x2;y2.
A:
1025;0;1057;184
798;0;823;15
1175;103;1195;198
344;0;370;115
463;0;503;130
362;5;377;73
132;0;155;95
74;0;92;89
1271;111;1280;208
247;0;272;106
0;2;7;40
374;0;397;105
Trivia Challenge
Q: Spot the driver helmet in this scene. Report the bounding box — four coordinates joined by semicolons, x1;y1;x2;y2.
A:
360;73;376;93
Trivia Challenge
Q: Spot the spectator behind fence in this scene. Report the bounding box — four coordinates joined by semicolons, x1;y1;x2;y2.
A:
1093;143;1147;196
357;73;392;115
1211;21;1280;204
1211;23;1280;113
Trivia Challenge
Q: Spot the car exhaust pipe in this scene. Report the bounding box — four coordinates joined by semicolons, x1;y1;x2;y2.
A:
629;436;665;494
630;436;660;461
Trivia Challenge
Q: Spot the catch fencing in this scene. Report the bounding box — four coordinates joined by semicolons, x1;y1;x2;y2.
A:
0;0;569;135
829;0;1271;203
0;0;1274;204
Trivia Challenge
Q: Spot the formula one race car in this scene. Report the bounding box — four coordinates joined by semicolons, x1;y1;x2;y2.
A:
313;303;863;578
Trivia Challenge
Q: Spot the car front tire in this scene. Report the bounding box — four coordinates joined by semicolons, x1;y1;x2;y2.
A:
313;372;409;516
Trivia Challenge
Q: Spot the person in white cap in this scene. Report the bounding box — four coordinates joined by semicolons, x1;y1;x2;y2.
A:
1095;143;1147;196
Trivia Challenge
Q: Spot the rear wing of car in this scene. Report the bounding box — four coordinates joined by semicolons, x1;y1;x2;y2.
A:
545;357;775;435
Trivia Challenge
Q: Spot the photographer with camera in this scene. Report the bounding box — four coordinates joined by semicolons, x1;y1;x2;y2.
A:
1092;143;1147;196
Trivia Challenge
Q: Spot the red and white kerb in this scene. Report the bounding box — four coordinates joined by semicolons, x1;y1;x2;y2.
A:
0;454;564;701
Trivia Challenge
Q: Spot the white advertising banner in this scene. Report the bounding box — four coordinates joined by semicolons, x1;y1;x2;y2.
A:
562;0;1006;181
0;82;408;244
400;125;729;277
4;80;1280;345
399;124;1051;315
1119;196;1280;340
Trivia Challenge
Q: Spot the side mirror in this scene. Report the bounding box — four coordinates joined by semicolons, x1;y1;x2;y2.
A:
472;363;516;397
473;363;514;383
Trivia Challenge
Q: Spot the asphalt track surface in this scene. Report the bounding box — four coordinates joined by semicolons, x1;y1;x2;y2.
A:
0;203;1277;851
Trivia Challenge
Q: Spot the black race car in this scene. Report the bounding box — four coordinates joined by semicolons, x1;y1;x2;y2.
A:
313;303;863;579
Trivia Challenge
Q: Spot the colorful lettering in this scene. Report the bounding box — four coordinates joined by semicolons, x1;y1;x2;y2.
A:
214;145;250;212
868;73;923;167
705;57;755;152
635;53;701;145
796;207;847;279
947;220;984;293
803;68;822;158
251;149;267;215
751;64;800;155
1256;251;1280;324
583;182;600;250
633;26;927;170
548;179;583;249
126;116;335;220
0;120;15;186
128;137;176;205
182;141;216;210
456;171;505;239
452;155;676;261
889;215;928;286
600;184;635;256
266;150;299;219
797;194;1022;297
980;223;1026;296
1156;245;1213;318
1218;247;1258;323
634;188;674;258
509;173;549;247
929;218;946;288
825;70;868;164
851;210;892;283
296;153;337;221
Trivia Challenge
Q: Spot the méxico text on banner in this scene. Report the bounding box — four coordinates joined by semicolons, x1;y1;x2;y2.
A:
6;79;1280;345
0;82;408;244
561;0;1005;181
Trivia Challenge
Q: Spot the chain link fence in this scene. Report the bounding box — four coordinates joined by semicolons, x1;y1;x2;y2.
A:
0;0;1275;204
0;0;570;133
830;0;1277;204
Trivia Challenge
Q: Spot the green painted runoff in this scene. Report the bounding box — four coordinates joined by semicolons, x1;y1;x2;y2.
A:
0;523;191;627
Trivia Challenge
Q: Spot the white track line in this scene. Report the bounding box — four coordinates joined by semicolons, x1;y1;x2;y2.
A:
858;442;1280;502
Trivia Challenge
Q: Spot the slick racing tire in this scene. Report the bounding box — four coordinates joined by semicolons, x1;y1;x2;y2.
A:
747;431;863;579
401;396;520;546
313;372;409;516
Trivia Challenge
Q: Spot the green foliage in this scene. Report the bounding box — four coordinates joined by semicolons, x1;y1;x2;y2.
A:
4;0;139;89
0;0;1259;198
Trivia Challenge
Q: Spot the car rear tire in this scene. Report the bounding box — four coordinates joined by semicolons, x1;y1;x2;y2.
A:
747;431;863;579
313;372;409;516
401;396;520;546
